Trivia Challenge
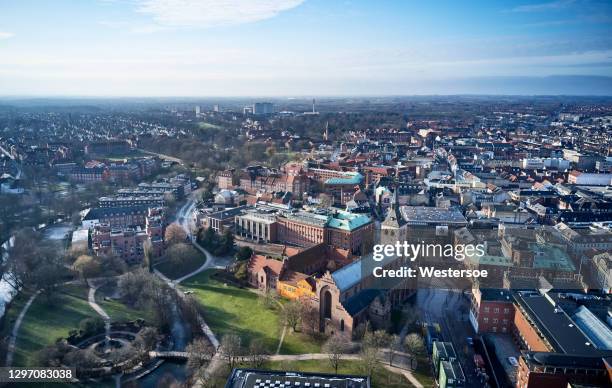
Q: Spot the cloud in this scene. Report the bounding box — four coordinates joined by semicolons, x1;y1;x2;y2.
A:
134;0;305;28
0;32;14;39
511;0;576;12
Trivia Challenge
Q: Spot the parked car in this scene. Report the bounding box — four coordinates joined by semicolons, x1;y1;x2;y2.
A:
507;356;519;367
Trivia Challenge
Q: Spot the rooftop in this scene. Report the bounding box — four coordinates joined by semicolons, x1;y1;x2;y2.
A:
327;211;371;231
514;291;609;356
400;206;467;225
225;368;370;388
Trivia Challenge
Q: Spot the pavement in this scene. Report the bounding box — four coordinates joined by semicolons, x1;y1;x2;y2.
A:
417;287;478;388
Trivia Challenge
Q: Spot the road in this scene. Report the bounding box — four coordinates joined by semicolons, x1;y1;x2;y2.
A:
172;195;233;284
416;286;478;388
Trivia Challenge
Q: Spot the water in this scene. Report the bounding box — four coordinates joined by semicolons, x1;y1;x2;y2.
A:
0;224;71;319
132;301;191;387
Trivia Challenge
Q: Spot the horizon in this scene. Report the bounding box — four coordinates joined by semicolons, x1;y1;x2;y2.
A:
1;0;612;96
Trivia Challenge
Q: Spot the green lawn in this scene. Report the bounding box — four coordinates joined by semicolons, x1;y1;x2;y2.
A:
154;251;206;280
182;269;322;355
12;284;96;367
95;281;154;323
198;122;223;130
260;360;412;388
0;290;30;348
181;270;282;353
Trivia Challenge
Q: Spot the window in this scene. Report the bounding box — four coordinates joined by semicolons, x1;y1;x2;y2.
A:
483;317;489;323
493;318;498;324
494;308;499;313
504;308;510;314
340;320;345;331
484;307;490;313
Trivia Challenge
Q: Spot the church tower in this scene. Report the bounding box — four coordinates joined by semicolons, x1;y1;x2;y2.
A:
380;188;407;245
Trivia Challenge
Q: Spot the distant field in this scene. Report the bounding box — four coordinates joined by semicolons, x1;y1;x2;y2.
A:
197;122;223;130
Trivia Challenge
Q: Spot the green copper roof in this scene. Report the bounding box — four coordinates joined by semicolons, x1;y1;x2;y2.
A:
324;172;364;185
326;210;371;231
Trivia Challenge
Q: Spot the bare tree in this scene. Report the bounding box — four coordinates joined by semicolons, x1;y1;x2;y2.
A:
220;334;243;370
359;345;379;377
404;332;425;356
72;255;101;284
300;302;319;335
247;338;269;368
258;288;278;309
323;333;349;373
164;222;187;246
186;337;214;374
282;300;302;332
165;242;197;267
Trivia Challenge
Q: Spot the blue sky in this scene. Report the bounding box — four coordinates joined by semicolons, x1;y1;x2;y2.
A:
0;0;611;96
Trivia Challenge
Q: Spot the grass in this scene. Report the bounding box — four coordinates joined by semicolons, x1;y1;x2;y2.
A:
280;330;325;355
197;122;222;130
0;290;30;349
12;284;96;367
260;360;413;388
182;269;322;355
154;251;206;280
181;270;282;353
95;281;154;323
413;355;436;387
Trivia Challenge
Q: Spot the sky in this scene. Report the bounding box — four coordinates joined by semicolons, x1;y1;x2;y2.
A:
0;0;611;96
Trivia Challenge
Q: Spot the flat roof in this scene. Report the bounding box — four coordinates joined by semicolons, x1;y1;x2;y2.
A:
514;291;605;356
225;368;370;388
400;206;467;225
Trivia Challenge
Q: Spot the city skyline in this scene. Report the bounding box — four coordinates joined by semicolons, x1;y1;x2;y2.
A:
1;0;611;96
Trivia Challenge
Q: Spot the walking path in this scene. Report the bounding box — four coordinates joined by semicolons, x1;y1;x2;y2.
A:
275;325;287;355
87;283;111;344
5;290;41;366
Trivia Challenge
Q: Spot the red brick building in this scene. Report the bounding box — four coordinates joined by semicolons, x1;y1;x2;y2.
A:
469;288;515;334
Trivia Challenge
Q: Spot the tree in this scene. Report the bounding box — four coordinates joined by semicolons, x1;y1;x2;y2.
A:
221;230;234;255
358;328;389;377
363;329;391;351
186;337;214;374
220;334;243;370
79;317;105;337
324;333;349;373
388;334;402;366
143;239;154;272
259;288;278;309
235;261;248;281
165;222;187;246
165;242;197;267
134;327;158;351
404;332;425;356
318;193;333;208
247;338;269;368
300;302;319;335
359;345;379;377
198;227;217;249
282;300;302;332
235;246;253;261
72;255;101;283
3;229;64;292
